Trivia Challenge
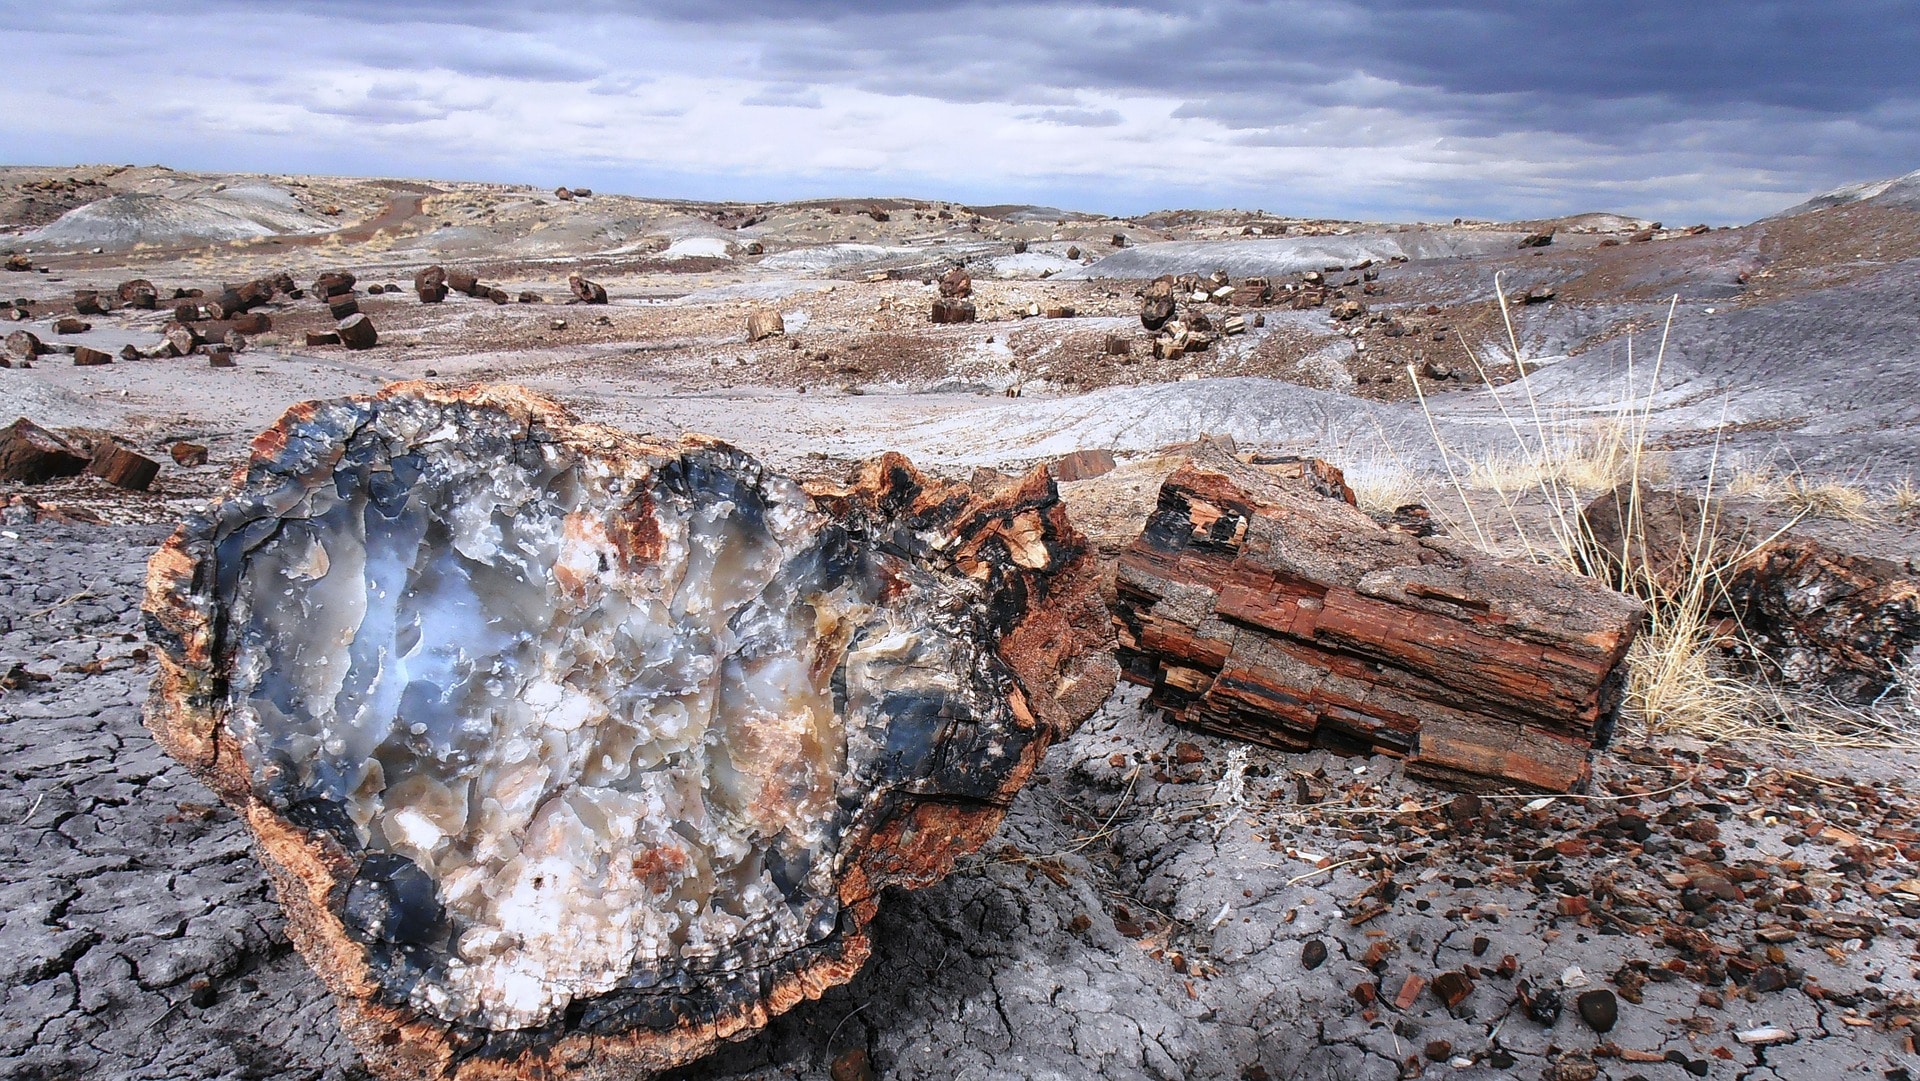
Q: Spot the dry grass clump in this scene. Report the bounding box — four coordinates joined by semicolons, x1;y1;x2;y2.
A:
1466;422;1671;499
1779;472;1876;522
1340;452;1423;516
1886;476;1920;522
1723;458;1877;522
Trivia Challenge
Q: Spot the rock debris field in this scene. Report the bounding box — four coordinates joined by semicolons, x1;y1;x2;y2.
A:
3;164;1920;1079
3;516;1918;1080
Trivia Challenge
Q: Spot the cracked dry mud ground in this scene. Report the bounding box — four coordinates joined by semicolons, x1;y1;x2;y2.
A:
4;520;1920;1081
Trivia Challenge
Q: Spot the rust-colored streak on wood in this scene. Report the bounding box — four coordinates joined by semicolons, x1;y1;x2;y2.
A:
1114;445;1642;792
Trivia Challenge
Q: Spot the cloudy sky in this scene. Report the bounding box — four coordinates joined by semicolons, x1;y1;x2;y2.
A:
7;1;1918;222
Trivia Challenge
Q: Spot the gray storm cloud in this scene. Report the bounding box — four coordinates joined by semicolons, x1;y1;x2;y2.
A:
4;0;1915;220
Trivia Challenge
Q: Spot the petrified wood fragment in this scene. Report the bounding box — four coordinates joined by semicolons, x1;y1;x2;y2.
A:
568;273;608;304
0;417;88;483
746;308;784;342
1114;446;1641;792
1584;485;1920;701
930;297;975;324
314;271;358;299
86;441;160;490
1140;274;1176;331
337;313;378;350
416;265;448;304
937;266;972;299
143;383;1115;1079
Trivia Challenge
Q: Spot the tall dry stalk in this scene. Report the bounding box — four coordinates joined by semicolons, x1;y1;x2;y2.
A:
1414;282;1767;738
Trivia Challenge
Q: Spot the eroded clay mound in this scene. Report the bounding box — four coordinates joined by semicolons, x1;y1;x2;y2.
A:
142;382;1116;1079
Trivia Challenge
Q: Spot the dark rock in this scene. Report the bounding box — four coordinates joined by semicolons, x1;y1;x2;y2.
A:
1576;988;1617;1032
1431;971;1475;1009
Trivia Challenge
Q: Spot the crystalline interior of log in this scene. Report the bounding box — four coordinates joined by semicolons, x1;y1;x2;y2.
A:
152;385;1109;1050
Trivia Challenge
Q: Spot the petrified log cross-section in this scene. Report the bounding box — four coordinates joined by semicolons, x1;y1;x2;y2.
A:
1113;447;1642;792
142;383;1115;1079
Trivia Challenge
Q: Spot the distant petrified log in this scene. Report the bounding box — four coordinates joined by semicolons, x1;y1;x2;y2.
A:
229;312;271;335
1583;485;1920;702
72;345;112;367
169;441;208;467
305;331;342;347
142;383;1115;1080
1;418;88;482
116;278;159;310
484;287;510;305
1013;238;1029;254
1519;229;1555;248
314;272;358;299
555;186;575;201
337;314;378;350
5;330;45;362
445;267;480;296
205;346;235;368
227;279;275;312
938;265;972;299
1140;275;1176;331
328;294;362;320
73;290;106;316
930;297;976;324
86;441;159;490
518;291;543;304
747;308;785;342
163;323;202;357
53;317;91;335
1103;333;1132;357
568;273;608;304
1115;446;1642;792
415;266;448;303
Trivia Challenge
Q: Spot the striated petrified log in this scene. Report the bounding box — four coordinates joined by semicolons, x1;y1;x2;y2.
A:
142;383;1115;1080
1114;446;1642;792
86;441;160;490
